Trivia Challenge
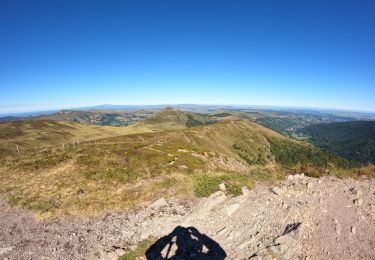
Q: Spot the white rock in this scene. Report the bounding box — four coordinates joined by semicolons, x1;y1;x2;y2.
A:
183;191;226;223
269;244;288;254
354;198;363;206
237;236;257;249
115;249;125;256
0;247;14;255
219;182;226;192
272;187;283;195
149;198;168;208
274;234;297;246
241;186;250;196
102;251;119;260
225;203;240;217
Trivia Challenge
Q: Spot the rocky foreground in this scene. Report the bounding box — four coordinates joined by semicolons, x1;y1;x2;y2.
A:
1;174;375;259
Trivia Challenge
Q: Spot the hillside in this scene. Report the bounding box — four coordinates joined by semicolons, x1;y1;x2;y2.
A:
37;107;216;129
0;108;220;155
249;111;355;140
0;119;138;155
0;118;352;219
39;109;155;126
124;107;216;133
301;121;375;164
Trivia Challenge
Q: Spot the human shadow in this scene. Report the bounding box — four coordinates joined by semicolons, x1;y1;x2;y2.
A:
145;226;227;260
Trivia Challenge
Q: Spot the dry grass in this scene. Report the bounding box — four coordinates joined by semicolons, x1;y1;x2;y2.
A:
119;236;158;260
0;119;150;155
0;119;370;219
295;163;375;179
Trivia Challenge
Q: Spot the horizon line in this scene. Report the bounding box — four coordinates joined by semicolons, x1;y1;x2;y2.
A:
1;103;375;116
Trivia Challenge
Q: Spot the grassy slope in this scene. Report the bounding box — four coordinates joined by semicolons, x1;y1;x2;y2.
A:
301;121;375;164
0;119;137;155
123;107;215;133
39;109;156;127
0;108;216;155
0;117;360;219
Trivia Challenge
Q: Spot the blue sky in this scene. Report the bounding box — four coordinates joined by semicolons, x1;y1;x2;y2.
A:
0;0;374;113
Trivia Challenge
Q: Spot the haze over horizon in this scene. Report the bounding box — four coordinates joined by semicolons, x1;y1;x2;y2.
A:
1;0;374;113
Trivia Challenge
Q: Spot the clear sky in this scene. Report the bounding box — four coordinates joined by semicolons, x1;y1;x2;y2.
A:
0;0;374;113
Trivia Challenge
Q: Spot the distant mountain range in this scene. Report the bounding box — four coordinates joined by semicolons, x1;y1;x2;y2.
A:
2;104;375;120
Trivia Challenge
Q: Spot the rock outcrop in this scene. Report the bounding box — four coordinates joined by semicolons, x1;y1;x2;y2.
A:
1;174;375;259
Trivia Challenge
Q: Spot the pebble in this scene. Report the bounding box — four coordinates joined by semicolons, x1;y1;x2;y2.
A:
272;187;283;195
241;186;250;196
353;198;363;206
219;183;226;192
115;249;125;256
0;247;14;255
149;198;168;208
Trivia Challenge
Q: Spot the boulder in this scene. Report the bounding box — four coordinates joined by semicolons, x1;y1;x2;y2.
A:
149;198;168;208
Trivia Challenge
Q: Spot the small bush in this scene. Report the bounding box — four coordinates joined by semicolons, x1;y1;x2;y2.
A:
193;172;254;197
193;174;223;197
119;236;157;260
84;167;138;183
225;183;242;196
16;152;71;171
233;143;266;165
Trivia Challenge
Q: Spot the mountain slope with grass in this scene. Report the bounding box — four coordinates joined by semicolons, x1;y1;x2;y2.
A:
0;108;216;156
301;121;375;164
39;109;155;126
123;106;216;133
0;119;138;155
0;115;353;219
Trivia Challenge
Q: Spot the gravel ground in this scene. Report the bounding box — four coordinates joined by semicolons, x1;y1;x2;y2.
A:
1;174;375;259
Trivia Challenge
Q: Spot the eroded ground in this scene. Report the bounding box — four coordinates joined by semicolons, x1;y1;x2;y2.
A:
1;174;375;259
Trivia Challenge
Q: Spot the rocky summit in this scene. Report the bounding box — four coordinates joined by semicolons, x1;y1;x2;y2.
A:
1;174;375;259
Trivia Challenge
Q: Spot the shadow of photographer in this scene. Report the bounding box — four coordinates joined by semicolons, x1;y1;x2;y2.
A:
145;226;226;259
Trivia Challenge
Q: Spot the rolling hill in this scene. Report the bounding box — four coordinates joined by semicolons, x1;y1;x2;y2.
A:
301;121;375;164
0;108;217;155
0;119;136;155
125;106;216;133
0;113;353;218
39;109;155;126
37;107;216;129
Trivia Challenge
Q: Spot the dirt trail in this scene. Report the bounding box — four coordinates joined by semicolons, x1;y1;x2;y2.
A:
1;175;375;259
